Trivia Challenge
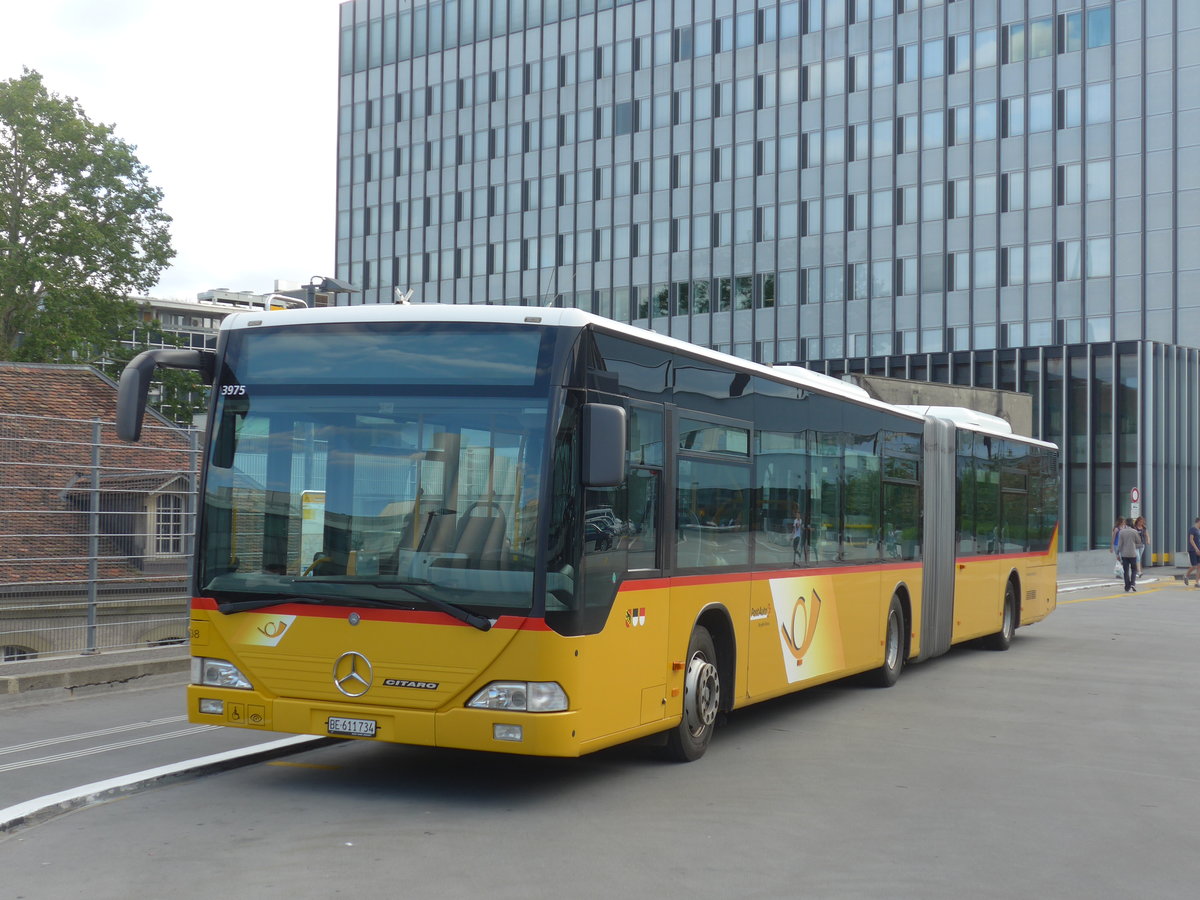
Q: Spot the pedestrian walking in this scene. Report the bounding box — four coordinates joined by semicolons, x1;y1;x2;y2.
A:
1185;517;1200;587
1134;515;1149;579
1111;514;1125;580
1115;518;1142;592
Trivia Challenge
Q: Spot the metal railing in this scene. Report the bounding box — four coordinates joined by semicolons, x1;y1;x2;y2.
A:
0;414;199;662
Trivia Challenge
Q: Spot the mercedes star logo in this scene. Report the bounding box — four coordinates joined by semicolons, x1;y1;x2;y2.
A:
332;651;373;697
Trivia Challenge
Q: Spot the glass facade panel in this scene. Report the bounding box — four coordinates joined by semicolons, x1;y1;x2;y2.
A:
338;0;1179;558
1087;8;1113;49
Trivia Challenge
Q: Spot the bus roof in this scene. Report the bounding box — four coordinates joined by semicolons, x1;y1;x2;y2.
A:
220;302;911;409
218;303;1055;449
897;405;1054;449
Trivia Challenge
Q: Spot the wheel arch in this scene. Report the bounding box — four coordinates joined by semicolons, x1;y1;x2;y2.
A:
891;580;914;662
1006;568;1022;625
695;604;736;712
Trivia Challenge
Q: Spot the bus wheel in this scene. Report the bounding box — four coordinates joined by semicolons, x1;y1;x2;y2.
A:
983;581;1017;651
869;594;905;688
664;626;720;762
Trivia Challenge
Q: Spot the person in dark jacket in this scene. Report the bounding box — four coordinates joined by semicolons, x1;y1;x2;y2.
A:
1184;517;1200;587
1115;518;1143;593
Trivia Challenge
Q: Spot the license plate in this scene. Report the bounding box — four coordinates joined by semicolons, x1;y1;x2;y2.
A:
327;716;377;737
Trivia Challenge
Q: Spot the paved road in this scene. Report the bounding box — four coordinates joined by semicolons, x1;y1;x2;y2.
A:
2;575;1197;899
0;684;311;812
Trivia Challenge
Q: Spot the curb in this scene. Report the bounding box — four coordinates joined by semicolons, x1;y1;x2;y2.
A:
1056;579;1139;594
1056;573;1191;594
0;734;338;836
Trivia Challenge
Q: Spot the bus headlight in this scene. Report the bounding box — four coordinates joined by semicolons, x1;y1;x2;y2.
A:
467;681;568;712
192;657;253;690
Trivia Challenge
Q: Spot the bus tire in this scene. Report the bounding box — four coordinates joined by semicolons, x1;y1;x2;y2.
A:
869;594;905;688
663;625;720;762
983;581;1017;651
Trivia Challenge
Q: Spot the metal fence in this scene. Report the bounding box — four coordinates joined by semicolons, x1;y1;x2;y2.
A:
0;413;199;662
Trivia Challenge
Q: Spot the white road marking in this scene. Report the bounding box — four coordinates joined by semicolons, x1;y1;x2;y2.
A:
0;735;328;834
0;726;216;774
0;716;189;757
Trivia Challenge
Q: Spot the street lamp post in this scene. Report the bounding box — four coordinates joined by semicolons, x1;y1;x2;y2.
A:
303;275;358;307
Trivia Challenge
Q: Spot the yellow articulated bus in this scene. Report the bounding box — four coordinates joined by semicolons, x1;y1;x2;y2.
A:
116;304;1058;761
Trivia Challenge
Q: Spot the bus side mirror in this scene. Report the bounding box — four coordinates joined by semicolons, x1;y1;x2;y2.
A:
582;403;626;487
117;348;216;442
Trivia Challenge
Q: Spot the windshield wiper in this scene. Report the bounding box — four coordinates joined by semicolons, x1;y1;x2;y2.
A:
213;594;364;614
289;578;494;632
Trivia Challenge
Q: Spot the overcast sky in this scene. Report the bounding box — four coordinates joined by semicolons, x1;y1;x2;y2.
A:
1;0;344;300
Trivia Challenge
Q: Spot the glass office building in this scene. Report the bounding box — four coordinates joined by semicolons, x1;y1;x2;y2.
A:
335;0;1200;559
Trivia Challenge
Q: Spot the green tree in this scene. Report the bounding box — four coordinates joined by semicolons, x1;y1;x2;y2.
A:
0;69;173;362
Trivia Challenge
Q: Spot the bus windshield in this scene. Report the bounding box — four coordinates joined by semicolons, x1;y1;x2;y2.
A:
198;323;553;617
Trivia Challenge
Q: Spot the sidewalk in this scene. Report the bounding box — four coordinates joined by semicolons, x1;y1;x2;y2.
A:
1058;567;1189;594
0;645;189;708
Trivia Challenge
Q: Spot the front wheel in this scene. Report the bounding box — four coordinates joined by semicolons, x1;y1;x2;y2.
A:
868;594;905;687
982;581;1017;651
663;626;720;762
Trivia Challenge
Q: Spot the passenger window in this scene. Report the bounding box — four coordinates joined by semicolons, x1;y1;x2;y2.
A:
678;418;749;456
676;458;750;568
842;434;881;561
754;429;811;568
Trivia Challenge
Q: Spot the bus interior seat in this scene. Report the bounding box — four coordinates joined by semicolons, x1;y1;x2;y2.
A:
452;501;506;564
420;508;459;553
380;507;457;575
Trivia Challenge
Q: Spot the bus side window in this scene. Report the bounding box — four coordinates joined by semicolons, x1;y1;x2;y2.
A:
626;468;659;570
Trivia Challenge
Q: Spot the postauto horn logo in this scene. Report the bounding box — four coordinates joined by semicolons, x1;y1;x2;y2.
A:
781;589;822;663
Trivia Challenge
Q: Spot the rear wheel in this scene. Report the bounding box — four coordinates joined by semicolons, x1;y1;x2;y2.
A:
982;581;1017;651
869;594;905;687
663;626;720;762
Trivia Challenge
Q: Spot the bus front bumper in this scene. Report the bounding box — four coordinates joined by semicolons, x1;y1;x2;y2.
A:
187;686;585;757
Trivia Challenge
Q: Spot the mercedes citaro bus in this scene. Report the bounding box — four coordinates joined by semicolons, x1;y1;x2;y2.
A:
117;304;1057;761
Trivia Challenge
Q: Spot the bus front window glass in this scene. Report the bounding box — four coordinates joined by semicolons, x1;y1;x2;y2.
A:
200;324;552;616
202;395;547;613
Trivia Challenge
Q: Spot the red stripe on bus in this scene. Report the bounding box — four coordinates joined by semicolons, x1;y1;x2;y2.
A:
189;597;547;630
954;550;1054;564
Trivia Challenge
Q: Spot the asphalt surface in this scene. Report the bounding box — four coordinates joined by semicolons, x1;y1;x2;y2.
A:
0;649;329;835
6;569;1199;900
0;569;1174;836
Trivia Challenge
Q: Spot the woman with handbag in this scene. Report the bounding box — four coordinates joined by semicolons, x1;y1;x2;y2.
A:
1133;516;1149;579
